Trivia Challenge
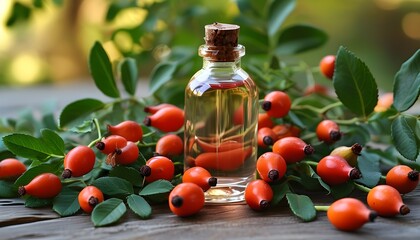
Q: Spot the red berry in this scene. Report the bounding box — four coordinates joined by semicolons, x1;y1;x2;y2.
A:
78;186;104;214
169;182;205;217
319;55;335;79
140;156;175;183
386;165;419;194
327;198;376;231
272;137;314;164
256;152;287;183
245;179;273;211
316;119;342;144
0;158;26;180
367;185;410;217
62;146;96;178
155;134;183;157
316;155;361;185
18;173;62;198
114;141;139;166
143;106;184;132
261;91;291;118
107;120;143;142
182;166;217;192
95;135;128;154
257;127;277;148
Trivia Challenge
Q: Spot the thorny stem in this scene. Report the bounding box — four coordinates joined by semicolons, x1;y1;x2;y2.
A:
354;182;372;193
87;118;102;148
314;205;329;212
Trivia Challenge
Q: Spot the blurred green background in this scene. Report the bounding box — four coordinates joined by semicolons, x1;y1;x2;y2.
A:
0;0;419;91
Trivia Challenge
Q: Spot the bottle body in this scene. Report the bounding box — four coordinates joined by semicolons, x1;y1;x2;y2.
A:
184;58;258;203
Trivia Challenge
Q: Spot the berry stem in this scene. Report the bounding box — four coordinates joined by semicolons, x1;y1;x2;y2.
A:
87;118;103;148
301;160;318;167
353;182;371;193
314;205;329;212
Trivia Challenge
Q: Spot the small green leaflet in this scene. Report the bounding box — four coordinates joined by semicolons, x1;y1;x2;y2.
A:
92;177;134;197
3;129;65;161
88;41;120;98
59;98;105;130
270;182;290;206
25;196;52;208
393;49;420;112
286;193;316;222
276;24;327;55
119;57;138;96
139;179;174;196
91;198;126;227
0;181;18;198
333;46;378;118
127;194;152;219
267;0;295;38
14;163;62;188
391;115;419;160
355;151;381;187
149;62;176;95
53;187;80;217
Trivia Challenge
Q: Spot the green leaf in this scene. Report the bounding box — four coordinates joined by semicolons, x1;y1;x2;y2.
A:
127;194;152;219
40;129;65;156
355;151;381;187
6;2;31;27
149;62;176;95
3;132;65;161
333;46;378;118
139;179;174;196
267;0;295;38
393;49;420;112
88;41;120;98
52;187;80;217
276;24;327;55
109;166;143;187
58;98;105;129
25;196;52;208
14;162;62;188
92;177;134;197
286;193;316;222
0;180;18;198
91;198;126;227
119;57;138;96
391;115;419;160
270;182;290;206
330;182;355;199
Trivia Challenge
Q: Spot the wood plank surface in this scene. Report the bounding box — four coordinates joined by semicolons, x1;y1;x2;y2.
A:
0;188;419;240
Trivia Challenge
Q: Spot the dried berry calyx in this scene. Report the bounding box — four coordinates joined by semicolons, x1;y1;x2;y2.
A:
208;177;217;187
268;170;280;181
304;145;315;155
263;136;274;146
259;200;270;210
400;205;411;215
349;168;362;180
171;195;183;208
61;169;72;179
88;196;100;207
139;165;152;177
408;170;419;181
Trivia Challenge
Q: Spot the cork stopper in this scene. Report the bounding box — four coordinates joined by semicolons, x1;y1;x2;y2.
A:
201;22;243;62
204;22;239;47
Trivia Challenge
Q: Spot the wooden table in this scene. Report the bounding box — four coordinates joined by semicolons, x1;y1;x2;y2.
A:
0;188;419;240
1;82;420;239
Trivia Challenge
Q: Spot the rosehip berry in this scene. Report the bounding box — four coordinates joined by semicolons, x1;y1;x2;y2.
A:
374;92;393;112
257;127;277;148
155;134;183;157
140;156;175;183
272;137;314;164
304;84;328;96
256;152;287;183
169;182;205;217
386;165;419;194
367;185;410;217
143;106;184;133
107;120;143;142
327;198;376;231
319;55;335;79
62;146;96;178
78;186;104;214
330;143;362;167
182;166;217;192
95;135;127;155
0;158;26;180
261;91;291;118
144;103;178;114
245;179;273;211
113;141;139;166
271;124;300;139
316;155;361;186
316;119;342;144
258;113;274;130
18;173;62;199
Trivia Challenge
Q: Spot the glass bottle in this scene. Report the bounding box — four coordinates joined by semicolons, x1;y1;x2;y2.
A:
184;23;259;203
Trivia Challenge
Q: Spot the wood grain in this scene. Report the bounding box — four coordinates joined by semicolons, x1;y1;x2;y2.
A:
0;188;419;240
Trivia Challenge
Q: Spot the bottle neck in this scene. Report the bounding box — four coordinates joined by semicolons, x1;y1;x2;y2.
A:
202;59;242;70
198;44;245;63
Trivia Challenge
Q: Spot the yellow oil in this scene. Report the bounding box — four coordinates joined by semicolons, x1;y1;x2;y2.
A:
184;69;258;203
